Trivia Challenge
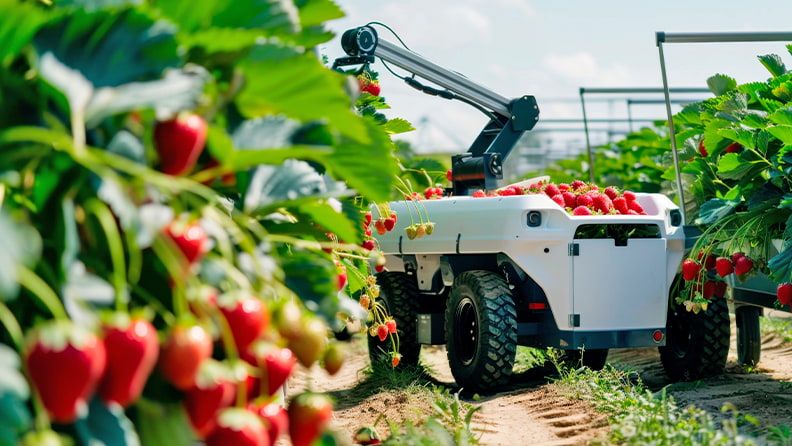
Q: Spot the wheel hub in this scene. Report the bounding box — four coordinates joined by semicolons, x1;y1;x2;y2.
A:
454;297;478;365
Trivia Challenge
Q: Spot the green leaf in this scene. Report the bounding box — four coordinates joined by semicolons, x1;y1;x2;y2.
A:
243;159;346;212
0;0;47;66
135;402;194;446
280;249;338;318
382;118;415;135
0;345;30;446
0;213;42;301
297;0;344;27
323;119;398;202
74;398;140;446
155;0;298;34
716;127;754;149
179;28;262;54
769;246;792;283
767;108;792;126
34;8;180;87
706;74;737;96
107;130;146;164
717;153;760;180
695;198;739;225
767;125;792;144
233;116;301;149
758;54;787;77
85;67;208;127
295;200;359;244
238;44;367;142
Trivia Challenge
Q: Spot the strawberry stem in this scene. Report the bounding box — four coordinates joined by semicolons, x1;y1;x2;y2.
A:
85;198;128;313
17;266;68;320
0;303;23;351
152;236;189;317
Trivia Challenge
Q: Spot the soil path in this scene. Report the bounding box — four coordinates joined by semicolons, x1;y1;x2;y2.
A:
287;316;792;446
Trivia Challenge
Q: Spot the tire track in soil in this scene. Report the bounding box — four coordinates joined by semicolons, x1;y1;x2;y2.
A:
609;319;792;437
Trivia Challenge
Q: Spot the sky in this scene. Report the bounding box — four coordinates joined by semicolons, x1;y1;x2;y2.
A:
323;1;792;153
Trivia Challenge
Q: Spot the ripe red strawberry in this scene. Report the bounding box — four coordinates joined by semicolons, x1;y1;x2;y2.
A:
288;318;327;368
702;281;717;300
623;191;637;202
703;255;717;270
250;401;288;446
734;256;753;276
628;200;645;214
714;281;727;297
509;185;523;196
185;361;235;437
613;197;629;214
551;194;565;207
288;393;333;446
562;191;576;208
572;206;592;216
165;220;207;265
323;343;344;376
472;190;486;198
592;194;613;214
219;293;269;354
362;239;376;251
725;142;742;153
374;264;385;273
544;184;561;197
576;194;594;208
374;219;387;235
446;169;453;182
364;227;372;237
715;257;734;277
385;319;397;334
391;354;401;367
336;263;348;290
206;408;269;446
99;315;159;408
160;323;213;390
777;283;792;306
731;252;746;263
423;187;436;199
571;180;586;191
154;114;208;176
558;183;570;192
25;321;106;423
364;212;372;225
698;140;708;157
497;187;516;196
252;344;296;397
603;186;619;200
681;259;701;281
376;324;388;342
390;212;398;223
362;82;381;96
383;217;396;231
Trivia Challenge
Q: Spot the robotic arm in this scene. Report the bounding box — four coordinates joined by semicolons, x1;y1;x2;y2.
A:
334;25;540;193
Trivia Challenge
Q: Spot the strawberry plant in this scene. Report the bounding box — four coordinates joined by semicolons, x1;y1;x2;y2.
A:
0;0;423;444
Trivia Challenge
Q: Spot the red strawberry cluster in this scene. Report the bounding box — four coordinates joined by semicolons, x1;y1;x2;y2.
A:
471;180;646;216
357;75;381;96
423;186;444;199
679;250;758;312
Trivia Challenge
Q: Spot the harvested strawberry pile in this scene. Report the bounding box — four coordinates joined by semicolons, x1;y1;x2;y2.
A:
471;180;647;216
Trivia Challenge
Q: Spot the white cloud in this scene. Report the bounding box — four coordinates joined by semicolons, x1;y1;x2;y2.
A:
543;51;634;85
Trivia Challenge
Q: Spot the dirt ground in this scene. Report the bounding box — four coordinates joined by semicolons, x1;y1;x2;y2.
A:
289;313;792;446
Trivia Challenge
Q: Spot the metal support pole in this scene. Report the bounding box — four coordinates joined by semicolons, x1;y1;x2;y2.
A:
626;100;634;133
579;88;595;183
657;41;687;225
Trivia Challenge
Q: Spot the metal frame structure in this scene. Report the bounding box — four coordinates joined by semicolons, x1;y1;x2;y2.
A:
656;31;792;224
579;87;710;182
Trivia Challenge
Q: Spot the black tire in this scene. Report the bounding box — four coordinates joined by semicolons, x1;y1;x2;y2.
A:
660;297;730;381
736;306;761;367
445;271;517;391
368;272;421;367
563;348;609;370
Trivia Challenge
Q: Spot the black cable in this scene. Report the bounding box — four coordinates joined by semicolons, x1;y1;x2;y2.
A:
366;21;500;122
366;21;411;50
